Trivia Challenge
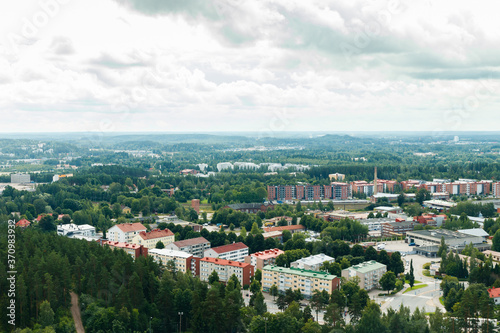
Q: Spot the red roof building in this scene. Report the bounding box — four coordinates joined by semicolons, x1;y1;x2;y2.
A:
244;248;284;270
131;228;175;248
200;257;254;286
16;219;31;228
102;241;148;259
488;288;500;305
204;242;249;262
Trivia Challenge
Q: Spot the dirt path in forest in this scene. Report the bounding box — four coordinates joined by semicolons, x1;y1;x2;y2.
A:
70;292;85;333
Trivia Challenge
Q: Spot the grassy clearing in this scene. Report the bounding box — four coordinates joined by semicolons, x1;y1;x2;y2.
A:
403;284;428;294
405;280;421;285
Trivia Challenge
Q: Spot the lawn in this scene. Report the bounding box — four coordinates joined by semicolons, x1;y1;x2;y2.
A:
405;280;421;285
403;284;428;294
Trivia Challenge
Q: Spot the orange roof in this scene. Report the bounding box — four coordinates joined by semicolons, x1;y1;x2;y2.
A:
200;257;252;268
263;225;305;233
138;228;174;240
115;223;146;233
102;240;142;250
210;242;248;254
251;248;284;260
488;288;500;299
16;219;31;227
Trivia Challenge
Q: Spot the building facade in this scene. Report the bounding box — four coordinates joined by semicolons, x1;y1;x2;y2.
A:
199;257;254;287
11;173;31;183
165;237;211;258
267;183;349;202
341;261;387;291
107;223;147;243
262;265;340;298
148;248;199;275
204;242;249;262
57;223;96;237
131;228;175;248
245;248;284;270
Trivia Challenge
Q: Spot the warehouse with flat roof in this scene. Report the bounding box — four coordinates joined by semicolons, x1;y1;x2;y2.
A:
406;229;484;248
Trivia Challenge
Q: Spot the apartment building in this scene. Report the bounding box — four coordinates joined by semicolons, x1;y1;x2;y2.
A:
102;241;148;259
266;183;349;201
244;248;284;270
199;257;254;287
493;182;500;198
204;242;249;262
341;261;387;291
165;237;211;258
131;228;175;248
381;221;414;237
290;254;335;271
148;248;199;275
107;223;147;243
262;265;340;298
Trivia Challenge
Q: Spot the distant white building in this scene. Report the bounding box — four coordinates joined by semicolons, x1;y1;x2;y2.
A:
57;223;96;238
217;162;234;172
11;173;30;183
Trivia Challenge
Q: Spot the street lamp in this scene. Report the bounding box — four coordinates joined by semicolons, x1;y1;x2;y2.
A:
178;312;183;333
149;317;152;333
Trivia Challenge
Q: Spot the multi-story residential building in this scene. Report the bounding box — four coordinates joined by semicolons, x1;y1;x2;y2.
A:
165;237;211;258
57;223;96;238
102;241;148;259
266;183;350;202
245;248;284;270
148;248;199;275
290;254;335;271
262;265;340;298
493;182;500;198
107;223;147;243
204;242;249;262
131;228;175;249
199;257;254;287
400;180;422;191
11;173;31;183
483;250;500;262
341;261;387;291
382;221;415;237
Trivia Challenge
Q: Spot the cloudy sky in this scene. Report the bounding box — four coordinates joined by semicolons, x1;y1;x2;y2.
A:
1;0;500;133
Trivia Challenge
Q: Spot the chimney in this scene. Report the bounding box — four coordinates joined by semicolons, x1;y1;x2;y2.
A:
374;167;378;195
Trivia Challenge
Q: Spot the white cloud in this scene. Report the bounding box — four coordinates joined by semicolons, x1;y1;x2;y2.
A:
0;0;500;133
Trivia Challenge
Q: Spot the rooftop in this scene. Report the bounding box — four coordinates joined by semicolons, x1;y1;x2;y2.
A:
345;260;386;274
103;241;142;250
488;288;500;299
172;236;210;248
137;228;174;240
292;254;334;266
263;265;337;280
115;223;147;233
149;248;192;259
407;229;481;240
458;228;489;238
263;225;305;233
210;242;248;253
201;257;252;268
251;248;284;259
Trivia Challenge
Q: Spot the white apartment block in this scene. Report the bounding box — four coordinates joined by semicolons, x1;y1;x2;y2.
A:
107;223;146;243
290;254;335;271
204;242;249;262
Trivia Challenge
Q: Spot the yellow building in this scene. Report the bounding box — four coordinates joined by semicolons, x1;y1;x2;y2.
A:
262;265;339;297
131;228;175;249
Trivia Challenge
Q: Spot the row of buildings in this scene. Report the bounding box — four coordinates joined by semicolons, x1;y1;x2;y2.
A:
267;179;500;201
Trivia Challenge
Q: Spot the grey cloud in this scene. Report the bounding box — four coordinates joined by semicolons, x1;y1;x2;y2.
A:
90;53;147;68
50;36;75;55
408;69;500;80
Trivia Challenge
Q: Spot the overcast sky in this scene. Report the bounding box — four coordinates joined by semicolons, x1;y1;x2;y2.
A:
1;0;500;134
